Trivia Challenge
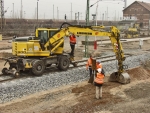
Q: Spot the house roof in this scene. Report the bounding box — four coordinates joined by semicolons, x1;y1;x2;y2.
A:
137;1;150;11
123;1;150;12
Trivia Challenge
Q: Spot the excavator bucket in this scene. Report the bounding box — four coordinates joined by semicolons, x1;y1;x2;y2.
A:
109;72;130;84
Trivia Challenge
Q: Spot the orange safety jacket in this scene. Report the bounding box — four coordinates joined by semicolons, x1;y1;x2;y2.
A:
86;58;92;69
94;73;104;84
69;35;76;44
96;63;102;69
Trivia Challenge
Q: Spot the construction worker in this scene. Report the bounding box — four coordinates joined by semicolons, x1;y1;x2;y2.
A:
139;38;143;49
86;55;93;77
94;60;105;99
96;60;102;70
69;33;76;56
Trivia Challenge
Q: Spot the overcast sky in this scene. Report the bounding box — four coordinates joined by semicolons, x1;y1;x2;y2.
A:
4;0;150;20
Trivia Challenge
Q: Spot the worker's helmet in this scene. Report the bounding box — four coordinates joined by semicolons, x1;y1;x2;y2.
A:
97;60;101;63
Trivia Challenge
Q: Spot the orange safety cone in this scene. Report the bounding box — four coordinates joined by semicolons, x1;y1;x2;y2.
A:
94;40;97;50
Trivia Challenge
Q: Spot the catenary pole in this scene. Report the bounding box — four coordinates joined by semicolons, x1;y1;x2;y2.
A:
85;0;90;57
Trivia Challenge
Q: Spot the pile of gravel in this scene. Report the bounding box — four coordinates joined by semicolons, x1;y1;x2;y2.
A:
0;53;150;104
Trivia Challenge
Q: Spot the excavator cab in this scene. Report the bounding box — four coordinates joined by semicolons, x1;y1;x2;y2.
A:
35;28;58;48
12;28;59;57
35;28;58;41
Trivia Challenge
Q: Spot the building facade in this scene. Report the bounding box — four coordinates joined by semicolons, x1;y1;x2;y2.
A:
123;1;150;28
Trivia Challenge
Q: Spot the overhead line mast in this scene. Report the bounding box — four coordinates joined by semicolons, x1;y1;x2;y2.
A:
84;0;127;57
0;0;4;33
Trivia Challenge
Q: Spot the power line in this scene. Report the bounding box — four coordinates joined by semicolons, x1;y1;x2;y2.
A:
90;0;126;8
90;0;101;7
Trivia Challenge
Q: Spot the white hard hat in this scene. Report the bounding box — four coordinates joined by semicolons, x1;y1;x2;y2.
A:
97;60;101;63
97;68;102;73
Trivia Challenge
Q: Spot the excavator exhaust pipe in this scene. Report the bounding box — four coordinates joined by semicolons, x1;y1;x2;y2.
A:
109;72;130;84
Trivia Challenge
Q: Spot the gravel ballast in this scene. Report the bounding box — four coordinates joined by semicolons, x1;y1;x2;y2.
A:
0;53;150;104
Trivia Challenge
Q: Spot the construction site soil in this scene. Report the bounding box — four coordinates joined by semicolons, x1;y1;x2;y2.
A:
0;37;150;113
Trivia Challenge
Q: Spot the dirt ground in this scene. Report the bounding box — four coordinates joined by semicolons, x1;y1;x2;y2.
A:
0;67;150;113
0;38;150;113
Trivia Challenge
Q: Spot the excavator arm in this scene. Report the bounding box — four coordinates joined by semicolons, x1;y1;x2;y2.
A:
45;23;124;71
44;22;130;83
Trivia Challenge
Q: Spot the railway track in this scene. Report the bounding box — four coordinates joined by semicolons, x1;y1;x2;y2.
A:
0;47;149;84
0;73;35;83
0;75;14;82
3;50;150;84
0;54;132;84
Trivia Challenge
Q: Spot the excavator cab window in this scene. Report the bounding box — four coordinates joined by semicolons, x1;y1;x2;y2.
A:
38;30;48;50
38;30;48;44
49;30;58;37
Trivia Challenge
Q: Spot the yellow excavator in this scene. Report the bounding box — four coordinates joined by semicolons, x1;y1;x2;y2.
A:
124;23;140;38
1;22;130;84
124;27;139;38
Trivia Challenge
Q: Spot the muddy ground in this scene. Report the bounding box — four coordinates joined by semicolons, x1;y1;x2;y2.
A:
0;38;150;113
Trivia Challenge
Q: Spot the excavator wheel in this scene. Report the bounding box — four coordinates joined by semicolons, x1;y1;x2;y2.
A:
58;56;70;71
2;68;8;75
109;72;130;84
31;60;45;76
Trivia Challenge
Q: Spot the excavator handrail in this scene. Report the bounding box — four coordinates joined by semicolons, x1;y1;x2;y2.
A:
60;22;106;30
60;22;73;29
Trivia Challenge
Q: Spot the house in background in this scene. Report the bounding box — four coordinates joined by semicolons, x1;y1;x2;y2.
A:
123;1;150;28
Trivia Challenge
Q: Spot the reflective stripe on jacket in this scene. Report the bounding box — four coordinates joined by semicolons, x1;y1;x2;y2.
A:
94;73;104;84
86;58;92;69
69;35;76;44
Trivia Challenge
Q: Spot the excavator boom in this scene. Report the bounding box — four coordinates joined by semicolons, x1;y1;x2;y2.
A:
43;22;130;83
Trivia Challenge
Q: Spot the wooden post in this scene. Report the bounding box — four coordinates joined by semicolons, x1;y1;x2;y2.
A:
92;58;96;83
